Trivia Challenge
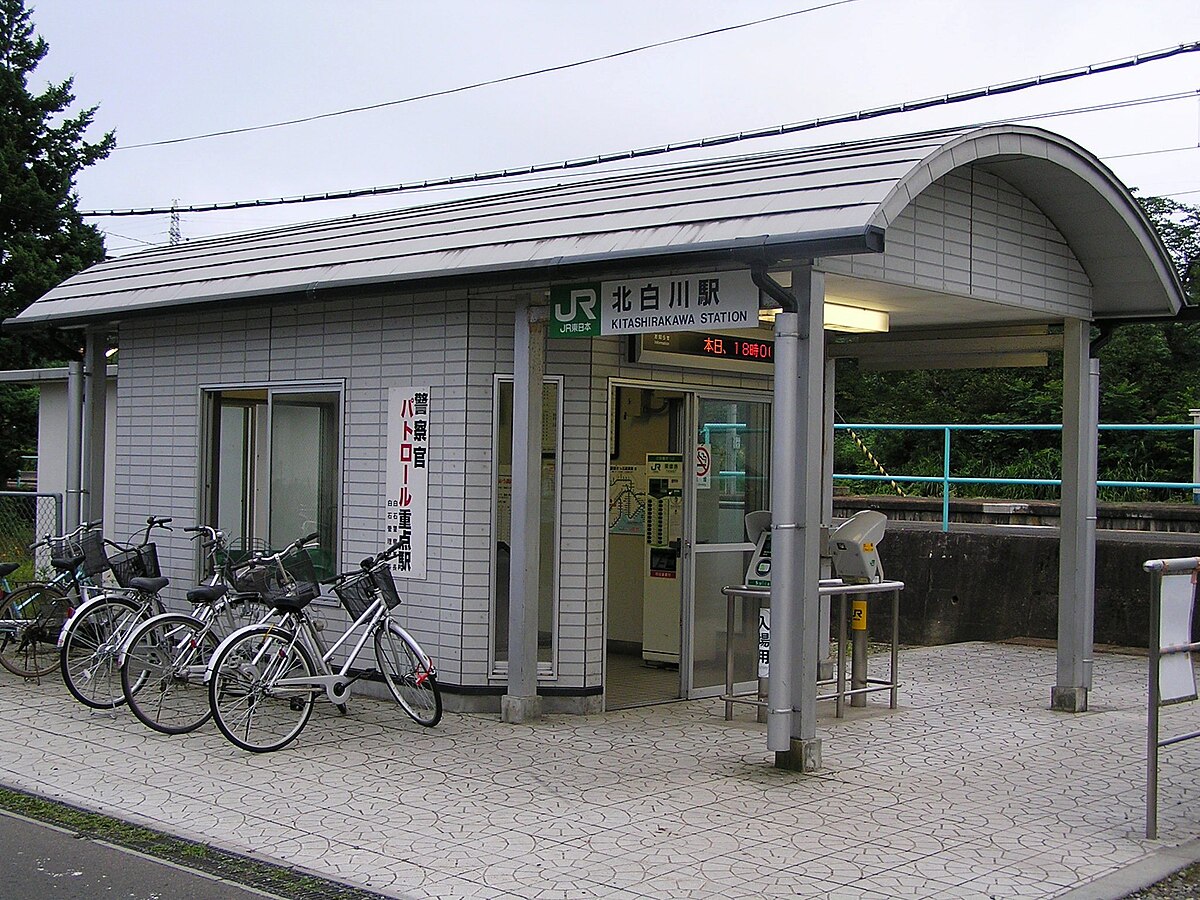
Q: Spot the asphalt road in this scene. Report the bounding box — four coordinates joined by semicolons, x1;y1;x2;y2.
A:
0;809;281;900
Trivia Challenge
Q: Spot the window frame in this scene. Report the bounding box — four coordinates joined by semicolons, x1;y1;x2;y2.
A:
199;380;346;579
488;373;564;679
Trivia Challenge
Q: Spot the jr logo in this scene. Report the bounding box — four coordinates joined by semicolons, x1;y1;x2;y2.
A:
549;283;601;338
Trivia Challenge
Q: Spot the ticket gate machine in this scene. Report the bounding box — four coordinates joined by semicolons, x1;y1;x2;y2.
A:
828;510;886;584
743;508;886;587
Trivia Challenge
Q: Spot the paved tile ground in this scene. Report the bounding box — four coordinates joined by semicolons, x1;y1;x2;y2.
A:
2;642;1199;899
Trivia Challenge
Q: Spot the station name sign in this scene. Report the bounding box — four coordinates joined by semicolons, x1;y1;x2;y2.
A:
550;270;760;339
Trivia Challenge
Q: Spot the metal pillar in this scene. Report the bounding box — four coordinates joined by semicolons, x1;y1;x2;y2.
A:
502;297;546;724
771;264;824;772
1052;318;1097;712
82;331;108;525
1191;408;1200;504
65;359;84;531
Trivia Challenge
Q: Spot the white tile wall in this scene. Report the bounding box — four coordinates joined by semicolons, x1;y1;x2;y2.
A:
824;167;1092;315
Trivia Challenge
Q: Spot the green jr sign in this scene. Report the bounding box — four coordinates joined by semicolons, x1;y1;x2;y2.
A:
549;283;601;339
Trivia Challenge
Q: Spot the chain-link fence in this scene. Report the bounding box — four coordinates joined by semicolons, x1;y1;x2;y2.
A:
0;492;63;582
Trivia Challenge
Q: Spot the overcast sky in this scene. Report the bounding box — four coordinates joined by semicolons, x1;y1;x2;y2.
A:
25;0;1200;255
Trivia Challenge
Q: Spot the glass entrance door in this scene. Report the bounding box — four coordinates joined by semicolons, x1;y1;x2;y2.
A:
688;396;771;697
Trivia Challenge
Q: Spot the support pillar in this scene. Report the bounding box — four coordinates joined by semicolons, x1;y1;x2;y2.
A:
502;298;546;724
1052;318;1097;712
82;331;108;525
770;265;825;772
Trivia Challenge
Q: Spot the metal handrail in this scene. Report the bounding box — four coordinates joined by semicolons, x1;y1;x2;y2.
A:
833;423;1200;532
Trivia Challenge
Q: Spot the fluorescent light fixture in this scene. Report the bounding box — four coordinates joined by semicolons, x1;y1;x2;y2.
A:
759;301;890;333
824;301;889;333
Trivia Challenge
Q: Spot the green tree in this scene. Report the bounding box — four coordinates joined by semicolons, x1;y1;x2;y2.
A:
835;195;1200;499
0;0;113;483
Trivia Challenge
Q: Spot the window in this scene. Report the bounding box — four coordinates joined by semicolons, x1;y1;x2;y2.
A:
491;377;561;670
205;386;341;578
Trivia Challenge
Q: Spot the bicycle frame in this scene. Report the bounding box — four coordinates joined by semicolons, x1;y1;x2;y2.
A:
206;592;418;705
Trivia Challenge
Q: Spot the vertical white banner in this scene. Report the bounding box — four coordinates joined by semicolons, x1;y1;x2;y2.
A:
386;386;430;580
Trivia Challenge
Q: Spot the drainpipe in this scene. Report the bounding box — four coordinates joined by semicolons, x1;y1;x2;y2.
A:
65;358;84;532
752;268;799;753
82;331;108;526
752;265;825;771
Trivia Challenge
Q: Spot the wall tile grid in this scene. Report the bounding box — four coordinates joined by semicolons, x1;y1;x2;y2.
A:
116;290;476;685
822;166;1093;316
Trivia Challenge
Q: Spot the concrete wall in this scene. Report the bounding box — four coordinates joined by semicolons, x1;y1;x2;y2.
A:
36;376;117;535
872;526;1200;649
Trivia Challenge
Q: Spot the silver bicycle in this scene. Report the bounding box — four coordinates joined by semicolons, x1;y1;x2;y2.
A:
206;536;441;753
118;526;276;734
57;516;174;708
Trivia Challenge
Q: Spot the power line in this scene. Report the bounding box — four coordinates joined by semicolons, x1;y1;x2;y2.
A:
99;229;158;246
114;0;861;151
80;41;1200;218
1103;145;1200;160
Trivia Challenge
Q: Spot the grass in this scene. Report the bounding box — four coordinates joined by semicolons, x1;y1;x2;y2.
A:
0;785;392;900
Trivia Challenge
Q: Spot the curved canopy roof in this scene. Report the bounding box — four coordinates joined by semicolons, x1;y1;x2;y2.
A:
7;125;1185;330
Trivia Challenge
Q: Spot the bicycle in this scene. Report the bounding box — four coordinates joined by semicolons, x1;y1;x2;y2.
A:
118;525;276;735
0;521;108;679
57;516;174;708
206;536;441;753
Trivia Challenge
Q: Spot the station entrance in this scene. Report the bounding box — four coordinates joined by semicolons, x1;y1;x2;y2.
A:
604;383;770;709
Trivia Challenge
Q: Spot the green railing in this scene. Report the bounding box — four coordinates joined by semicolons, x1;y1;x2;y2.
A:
834;423;1200;532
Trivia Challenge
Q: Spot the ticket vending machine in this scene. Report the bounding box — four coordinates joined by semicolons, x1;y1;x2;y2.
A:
643;453;684;665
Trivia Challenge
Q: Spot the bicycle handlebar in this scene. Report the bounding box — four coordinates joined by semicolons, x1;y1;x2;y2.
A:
29;519;104;552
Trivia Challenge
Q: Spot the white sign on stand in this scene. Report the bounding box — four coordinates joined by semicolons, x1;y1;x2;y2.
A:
1158;571;1198;703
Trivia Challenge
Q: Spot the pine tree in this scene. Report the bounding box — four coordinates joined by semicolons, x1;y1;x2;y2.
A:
0;0;114;482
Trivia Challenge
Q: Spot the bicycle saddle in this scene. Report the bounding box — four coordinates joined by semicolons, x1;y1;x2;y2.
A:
129;576;170;594
187;584;227;605
51;553;85;572
0;562;19;579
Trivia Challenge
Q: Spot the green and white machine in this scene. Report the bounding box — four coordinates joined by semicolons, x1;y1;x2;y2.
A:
745;510;773;588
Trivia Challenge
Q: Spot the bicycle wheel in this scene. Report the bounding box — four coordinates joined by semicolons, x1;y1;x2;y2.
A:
208;626;317;752
375;622;441;727
0;583;70;678
60;596;145;708
122;613;218;734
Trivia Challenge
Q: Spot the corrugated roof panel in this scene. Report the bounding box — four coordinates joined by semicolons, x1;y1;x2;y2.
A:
10;126;1184;327
61;152;919;291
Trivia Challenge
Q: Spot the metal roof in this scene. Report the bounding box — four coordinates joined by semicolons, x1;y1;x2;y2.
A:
7;126;1185;329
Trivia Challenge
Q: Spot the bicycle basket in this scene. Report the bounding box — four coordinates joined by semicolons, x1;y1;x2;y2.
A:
371;564;401;609
232;564;272;596
263;547;320;608
82;531;112;577
108;543;161;588
334;571;375;619
49;530;106;577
